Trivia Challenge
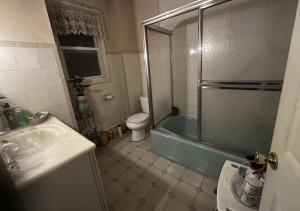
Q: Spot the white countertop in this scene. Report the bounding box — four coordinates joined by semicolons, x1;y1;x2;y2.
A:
4;116;96;188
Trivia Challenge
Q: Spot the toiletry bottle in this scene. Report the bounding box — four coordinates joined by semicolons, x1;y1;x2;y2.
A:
2;104;18;129
117;126;123;137
14;108;28;128
78;96;89;118
0;103;9;131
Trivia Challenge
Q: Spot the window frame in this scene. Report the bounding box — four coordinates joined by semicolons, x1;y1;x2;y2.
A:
59;34;110;85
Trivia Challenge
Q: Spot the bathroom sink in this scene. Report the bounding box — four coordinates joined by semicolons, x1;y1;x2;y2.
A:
1;125;64;158
0;116;95;188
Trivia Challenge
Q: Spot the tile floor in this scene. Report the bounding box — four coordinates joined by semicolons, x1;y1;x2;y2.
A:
96;134;218;211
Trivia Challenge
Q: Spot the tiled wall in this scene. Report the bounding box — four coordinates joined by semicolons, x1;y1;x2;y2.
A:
0;42;75;126
122;53;143;114
85;53;144;131
0;41;144;131
171;21;198;118
85;54;130;131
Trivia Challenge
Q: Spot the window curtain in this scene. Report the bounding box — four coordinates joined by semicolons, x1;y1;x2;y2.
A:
48;2;107;39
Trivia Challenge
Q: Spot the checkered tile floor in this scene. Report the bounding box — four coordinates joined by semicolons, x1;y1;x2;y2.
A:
96;134;218;211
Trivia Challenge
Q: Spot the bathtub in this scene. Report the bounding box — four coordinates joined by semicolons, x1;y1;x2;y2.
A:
150;115;245;179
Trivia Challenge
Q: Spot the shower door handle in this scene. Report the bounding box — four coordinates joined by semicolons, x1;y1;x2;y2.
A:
199;81;282;91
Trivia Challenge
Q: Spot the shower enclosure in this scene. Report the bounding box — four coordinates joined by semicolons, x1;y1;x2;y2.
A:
143;0;298;178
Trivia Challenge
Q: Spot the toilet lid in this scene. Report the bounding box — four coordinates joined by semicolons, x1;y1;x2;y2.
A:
127;113;149;123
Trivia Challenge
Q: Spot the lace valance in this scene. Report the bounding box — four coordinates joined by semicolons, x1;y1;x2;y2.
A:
49;3;107;39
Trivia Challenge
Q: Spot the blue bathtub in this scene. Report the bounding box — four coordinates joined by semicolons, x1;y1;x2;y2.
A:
150;115;245;179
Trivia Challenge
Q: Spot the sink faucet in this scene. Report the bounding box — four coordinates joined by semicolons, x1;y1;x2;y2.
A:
0;140;19;154
0;140;20;176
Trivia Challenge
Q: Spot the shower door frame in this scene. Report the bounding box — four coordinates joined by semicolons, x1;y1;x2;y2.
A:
143;25;173;127
142;0;284;156
142;0;233;131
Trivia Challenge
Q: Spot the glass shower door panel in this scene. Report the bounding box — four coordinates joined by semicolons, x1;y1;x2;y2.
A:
147;30;172;125
201;89;280;155
202;0;297;81
152;9;199;119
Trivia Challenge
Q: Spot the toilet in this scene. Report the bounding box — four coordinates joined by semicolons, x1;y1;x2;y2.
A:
126;96;150;141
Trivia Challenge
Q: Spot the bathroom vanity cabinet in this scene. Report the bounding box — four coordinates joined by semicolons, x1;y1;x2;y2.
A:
19;152;107;211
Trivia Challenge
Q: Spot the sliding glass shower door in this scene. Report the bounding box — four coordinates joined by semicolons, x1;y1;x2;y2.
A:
146;29;172;125
143;0;298;157
199;0;298;155
146;9;199;126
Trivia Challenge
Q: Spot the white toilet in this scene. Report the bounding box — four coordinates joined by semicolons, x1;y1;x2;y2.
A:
126;96;150;141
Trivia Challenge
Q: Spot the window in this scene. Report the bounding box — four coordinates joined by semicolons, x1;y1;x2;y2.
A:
49;2;110;84
59;34;109;83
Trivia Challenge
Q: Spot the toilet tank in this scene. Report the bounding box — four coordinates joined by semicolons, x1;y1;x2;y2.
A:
140;96;149;114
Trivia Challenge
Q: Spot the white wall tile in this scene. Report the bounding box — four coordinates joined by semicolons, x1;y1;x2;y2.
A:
47;103;73;126
42;68;62;87
178;105;187;116
47;86;67;106
173;94;187;107
187;58;198;73
187;94;197;107
37;48;57;69
28;89;52;108
0;42;75;128
172;70;187;82
107;54;123;71
186;105;197;118
171;21;198;116
122;53;143;114
0;71;25;93
14;47;40;70
187;69;197;86
0;47;18;71
172;46;188;60
21;70;47;91
172;59;187;72
187;85;197;96
173;83;187;95
4;92;31;109
171;27;187;47
82;53;132;130
0;44;142;130
128;94;141;114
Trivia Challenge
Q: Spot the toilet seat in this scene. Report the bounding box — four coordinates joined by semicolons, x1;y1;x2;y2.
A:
127;113;149;123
